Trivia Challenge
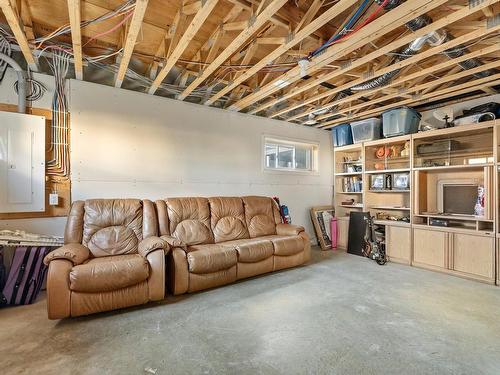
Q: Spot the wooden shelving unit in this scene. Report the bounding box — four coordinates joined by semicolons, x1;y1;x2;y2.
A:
334;144;364;219
333;120;500;285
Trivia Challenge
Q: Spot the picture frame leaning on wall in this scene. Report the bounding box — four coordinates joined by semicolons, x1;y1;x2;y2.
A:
310;206;335;250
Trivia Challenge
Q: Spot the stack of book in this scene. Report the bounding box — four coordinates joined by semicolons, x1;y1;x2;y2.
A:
342;176;362;192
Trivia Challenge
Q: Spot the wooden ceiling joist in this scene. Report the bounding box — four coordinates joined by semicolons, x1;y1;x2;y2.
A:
177;0;289;101
0;0;38;71
115;0;149;88
67;0;83;80
250;0;500;116
230;0;453;112
204;0;359;106
148;0;219;95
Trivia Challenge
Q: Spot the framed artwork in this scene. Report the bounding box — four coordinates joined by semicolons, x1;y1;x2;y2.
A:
310;206;335;250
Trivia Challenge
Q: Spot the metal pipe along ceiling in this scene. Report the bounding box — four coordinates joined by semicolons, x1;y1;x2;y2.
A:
0;52;26;113
350;2;494;91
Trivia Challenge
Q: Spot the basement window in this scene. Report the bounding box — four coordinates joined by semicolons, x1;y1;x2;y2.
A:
263;136;318;173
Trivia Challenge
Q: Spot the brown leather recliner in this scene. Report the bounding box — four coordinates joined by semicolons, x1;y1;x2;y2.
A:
43;199;169;319
157;196;311;295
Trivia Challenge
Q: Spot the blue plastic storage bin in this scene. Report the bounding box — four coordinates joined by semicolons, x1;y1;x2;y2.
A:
332;124;353;147
383;107;421;138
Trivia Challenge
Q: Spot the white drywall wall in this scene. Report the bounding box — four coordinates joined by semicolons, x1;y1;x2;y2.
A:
69;79;333;239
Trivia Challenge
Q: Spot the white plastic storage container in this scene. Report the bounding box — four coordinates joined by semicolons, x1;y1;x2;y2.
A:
382;107;421;138
350;118;382;144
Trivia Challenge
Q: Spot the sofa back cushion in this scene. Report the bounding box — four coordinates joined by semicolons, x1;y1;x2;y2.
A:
208;197;249;243
166;197;214;245
82;199;143;257
242;196;281;238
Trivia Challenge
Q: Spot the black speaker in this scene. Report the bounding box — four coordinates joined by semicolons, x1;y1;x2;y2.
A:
347;211;370;257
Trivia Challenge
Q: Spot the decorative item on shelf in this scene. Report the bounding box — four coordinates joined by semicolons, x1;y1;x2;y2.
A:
370;174;389;190
392;173;410;190
310;206;335;251
341;199;356;206
346;164;362;173
400;141;410;157
375;212;410;223
474;186;485;217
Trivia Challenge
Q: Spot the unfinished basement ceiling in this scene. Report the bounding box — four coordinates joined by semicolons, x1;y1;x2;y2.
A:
0;0;498;128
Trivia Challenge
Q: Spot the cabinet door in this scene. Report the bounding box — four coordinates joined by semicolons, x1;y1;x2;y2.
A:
413;228;447;269
386;226;411;264
452;233;494;280
337;219;349;249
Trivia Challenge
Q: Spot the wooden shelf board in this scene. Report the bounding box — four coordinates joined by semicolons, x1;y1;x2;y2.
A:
411;120;497;140
336;191;363;194
334;144;362;152
411;223;495;237
370;206;410;211
336;172;363;176
365;168;410;174
339;205;364;209
373;219;411;227
415;213;493;223
368;190;410;193
363;134;411;146
413;163;493;171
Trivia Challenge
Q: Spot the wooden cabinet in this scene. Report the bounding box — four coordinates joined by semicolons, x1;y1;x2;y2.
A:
412;227;496;283
451;233;494;281
413;228;448;269
337;218;349;249
386;225;411;264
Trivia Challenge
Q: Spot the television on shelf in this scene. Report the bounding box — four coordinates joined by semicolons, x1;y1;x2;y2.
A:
437;180;480;216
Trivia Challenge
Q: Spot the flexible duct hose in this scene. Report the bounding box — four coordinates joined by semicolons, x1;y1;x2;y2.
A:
350;2;493;91
0;53;26;113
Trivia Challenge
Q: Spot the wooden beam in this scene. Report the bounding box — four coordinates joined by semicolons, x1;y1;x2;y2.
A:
19;0;34;40
204;0;359;106
148;0;219;95
231;0;452;112
0;0;37;70
115;0;149;88
295;0;324;33
177;0;288;101
67;0;83;80
250;0;500;115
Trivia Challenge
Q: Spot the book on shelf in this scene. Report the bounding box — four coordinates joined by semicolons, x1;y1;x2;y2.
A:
342;176;363;192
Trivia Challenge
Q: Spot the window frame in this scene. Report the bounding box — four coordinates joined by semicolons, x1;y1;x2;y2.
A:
262;135;319;175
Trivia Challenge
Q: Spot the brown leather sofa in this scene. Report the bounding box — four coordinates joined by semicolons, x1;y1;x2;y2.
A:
156;196;310;295
43;199;169;319
44;196;310;318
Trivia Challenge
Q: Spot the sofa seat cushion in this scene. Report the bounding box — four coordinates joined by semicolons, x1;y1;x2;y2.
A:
69;254;149;293
221;238;274;263
187;244;237;274
261;235;305;256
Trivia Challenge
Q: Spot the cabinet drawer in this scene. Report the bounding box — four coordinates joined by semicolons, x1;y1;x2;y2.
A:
413;228;447;269
452;233;494;279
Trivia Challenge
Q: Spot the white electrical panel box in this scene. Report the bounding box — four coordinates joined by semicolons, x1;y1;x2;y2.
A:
0;111;45;213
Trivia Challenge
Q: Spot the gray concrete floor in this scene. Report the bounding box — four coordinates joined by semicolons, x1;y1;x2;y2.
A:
1;248;500;375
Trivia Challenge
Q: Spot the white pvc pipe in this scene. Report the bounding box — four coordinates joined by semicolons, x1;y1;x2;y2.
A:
0;53;26;113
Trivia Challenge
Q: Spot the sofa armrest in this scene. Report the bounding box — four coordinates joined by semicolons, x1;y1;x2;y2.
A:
160;235;187;251
276;223;305;236
138;236;170;258
43;243;90;266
